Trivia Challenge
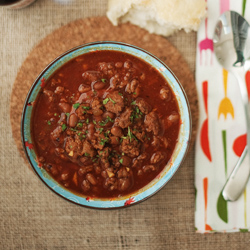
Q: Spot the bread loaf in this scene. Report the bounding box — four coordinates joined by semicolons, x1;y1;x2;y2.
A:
107;0;206;36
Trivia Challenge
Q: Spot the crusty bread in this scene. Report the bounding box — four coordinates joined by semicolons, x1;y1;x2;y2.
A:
107;0;206;36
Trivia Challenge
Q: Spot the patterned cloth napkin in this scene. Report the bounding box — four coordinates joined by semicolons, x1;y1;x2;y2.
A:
195;0;250;233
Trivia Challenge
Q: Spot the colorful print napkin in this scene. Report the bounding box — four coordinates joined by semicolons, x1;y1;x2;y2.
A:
195;0;250;233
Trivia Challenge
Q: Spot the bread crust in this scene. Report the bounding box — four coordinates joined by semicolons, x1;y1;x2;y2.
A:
107;0;206;36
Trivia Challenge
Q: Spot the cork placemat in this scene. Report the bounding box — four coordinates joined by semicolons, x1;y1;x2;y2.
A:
10;16;198;162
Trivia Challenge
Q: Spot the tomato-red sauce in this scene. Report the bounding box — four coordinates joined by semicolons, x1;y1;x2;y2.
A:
31;50;180;198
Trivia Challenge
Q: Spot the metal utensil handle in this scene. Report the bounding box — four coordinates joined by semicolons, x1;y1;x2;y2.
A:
222;68;250;201
222;146;248;201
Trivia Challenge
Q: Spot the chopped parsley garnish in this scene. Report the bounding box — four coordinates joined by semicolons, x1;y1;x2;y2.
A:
118;92;123;96
84;152;90;157
103;98;109;105
65;112;70;117
61;124;67;131
73;103;80;109
54;113;57;116
82;106;90;110
119;158;123;164
135;106;140;114
101;79;106;83
47;121;51;125
86;118;89;124
92;157;98;163
127;126;138;142
104;131;110;137
109;97;116;104
128;126;132;142
99;116;114;126
93;120;97;125
130;106;143;122
103;97;116;105
98;128;104;133
131;100;136;105
100;138;109;145
78;133;86;140
77;122;83;128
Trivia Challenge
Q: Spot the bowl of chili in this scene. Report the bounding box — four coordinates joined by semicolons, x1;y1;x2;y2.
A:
21;41;191;209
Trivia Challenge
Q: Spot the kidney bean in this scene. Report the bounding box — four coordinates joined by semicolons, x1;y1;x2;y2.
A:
115;62;123;68
111;126;123;137
124;61;132;69
101;170;108;178
160;87;171;101
38;156;45;163
92;109;103;117
78;165;93;176
162;137;169;148
94;165;102;175
82;71;101;83
102;111;115;120
82;180;91;191
110;136;120;145
140;73;145;81
86;173;97;185
58;102;71;113
104;177;118;191
47;164;59;176
132;159;140;168
142;165;156;173
151;136;160;149
119;178;131;191
68;113;78;127
137;169;143;176
120;155;131;166
78;93;92;104
167;113;179;126
87;123;95;140
78;84;91;93
60;154;68;161
138;152;148;160
64;182;70;188
150;151;165;164
93;81;106;90
79;157;93;166
110;76;120;89
117;167;129;178
55;86;64;94
101;112;115;127
61;172;69;181
43;89;54;98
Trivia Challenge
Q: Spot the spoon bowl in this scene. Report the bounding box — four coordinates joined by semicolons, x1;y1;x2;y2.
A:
214;10;250;70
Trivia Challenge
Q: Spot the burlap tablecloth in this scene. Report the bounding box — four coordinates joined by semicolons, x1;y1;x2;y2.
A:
1;0;249;249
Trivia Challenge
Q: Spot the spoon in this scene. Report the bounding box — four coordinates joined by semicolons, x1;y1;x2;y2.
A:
213;10;250;201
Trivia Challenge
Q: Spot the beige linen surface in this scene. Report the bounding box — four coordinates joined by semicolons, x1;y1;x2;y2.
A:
1;0;250;249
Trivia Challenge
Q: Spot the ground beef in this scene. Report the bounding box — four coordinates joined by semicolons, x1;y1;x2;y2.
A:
144;111;161;135
82;71;102;84
104;91;125;114
120;137;141;158
136;98;152;114
116;107;133;128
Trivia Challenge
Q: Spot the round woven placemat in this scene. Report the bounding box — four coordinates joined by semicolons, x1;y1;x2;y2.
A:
10;16;198;162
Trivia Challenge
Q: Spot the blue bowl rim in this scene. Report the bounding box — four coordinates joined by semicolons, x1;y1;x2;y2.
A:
21;41;192;210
